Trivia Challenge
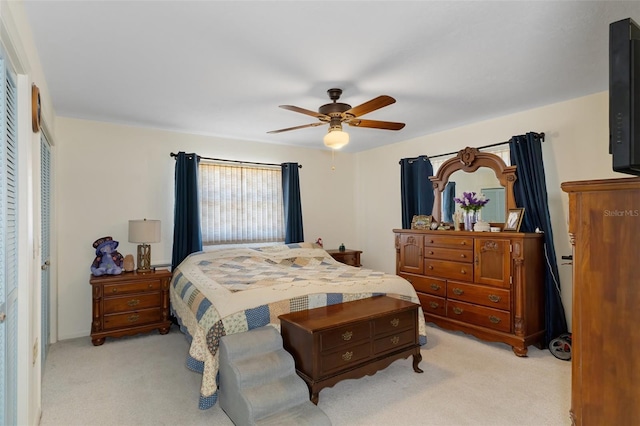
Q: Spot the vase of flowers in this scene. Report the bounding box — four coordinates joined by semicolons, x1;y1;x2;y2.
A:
454;192;490;231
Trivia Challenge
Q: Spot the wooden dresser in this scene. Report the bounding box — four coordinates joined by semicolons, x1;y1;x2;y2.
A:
89;269;173;345
279;296;422;404
561;177;640;425
393;229;544;356
326;248;362;267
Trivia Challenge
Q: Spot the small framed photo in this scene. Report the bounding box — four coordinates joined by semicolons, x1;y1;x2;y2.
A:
504;208;524;232
411;215;432;230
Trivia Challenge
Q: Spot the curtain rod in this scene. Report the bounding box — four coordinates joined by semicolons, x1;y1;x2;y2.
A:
170;152;302;168
399;132;545;163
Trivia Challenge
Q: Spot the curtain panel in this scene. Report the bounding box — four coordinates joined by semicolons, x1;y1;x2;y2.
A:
509;133;568;346
400;156;435;229
281;163;304;243
171;152;203;271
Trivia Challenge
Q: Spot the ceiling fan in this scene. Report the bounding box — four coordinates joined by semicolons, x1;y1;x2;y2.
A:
267;88;405;149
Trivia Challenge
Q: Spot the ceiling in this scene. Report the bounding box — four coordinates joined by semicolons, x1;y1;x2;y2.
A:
22;1;640;153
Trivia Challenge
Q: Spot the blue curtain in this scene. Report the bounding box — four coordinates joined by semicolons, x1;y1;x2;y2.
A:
171;152;202;271
443;181;456;223
281;163;304;243
400;156;434;228
509;133;568;346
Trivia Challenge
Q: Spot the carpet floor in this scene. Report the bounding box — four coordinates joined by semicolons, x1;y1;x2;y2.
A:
40;324;571;426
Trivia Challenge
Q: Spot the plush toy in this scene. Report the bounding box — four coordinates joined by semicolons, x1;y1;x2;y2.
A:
90;236;124;276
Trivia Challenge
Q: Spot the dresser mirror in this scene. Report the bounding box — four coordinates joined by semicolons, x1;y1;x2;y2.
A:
430;147;517;225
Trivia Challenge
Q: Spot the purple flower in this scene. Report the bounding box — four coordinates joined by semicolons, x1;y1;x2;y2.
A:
454;191;490;212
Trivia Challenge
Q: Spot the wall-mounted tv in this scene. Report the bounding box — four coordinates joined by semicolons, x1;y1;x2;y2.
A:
610;17;640;176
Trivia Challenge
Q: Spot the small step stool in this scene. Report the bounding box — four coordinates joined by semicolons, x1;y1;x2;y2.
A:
218;325;331;426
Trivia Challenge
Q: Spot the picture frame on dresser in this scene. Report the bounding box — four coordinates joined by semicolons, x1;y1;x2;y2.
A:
504;208;524;232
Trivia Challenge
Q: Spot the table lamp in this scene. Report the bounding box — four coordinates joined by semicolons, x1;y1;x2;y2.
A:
128;219;161;273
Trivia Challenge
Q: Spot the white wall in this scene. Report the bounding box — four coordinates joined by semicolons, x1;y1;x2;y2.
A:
355;91;628;331
55;117;358;339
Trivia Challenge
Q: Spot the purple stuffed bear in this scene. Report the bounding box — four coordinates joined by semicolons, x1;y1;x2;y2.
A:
90;236;124;276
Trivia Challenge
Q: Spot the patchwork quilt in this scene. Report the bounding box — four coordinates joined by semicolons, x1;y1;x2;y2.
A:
169;242;427;409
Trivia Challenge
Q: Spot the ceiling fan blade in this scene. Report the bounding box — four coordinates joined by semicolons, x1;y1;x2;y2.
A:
279;105;329;119
267;122;326;134
344;95;396;117
347;118;405;131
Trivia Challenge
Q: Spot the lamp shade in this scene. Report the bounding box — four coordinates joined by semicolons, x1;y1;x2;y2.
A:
128;219;161;244
323;129;349;149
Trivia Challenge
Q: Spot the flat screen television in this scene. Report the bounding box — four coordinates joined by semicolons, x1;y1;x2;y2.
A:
610;17;640;176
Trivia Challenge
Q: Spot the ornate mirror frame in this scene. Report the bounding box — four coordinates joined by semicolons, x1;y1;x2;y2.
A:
429;147;517;223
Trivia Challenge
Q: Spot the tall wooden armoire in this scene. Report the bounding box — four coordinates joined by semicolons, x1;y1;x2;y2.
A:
561;177;640;425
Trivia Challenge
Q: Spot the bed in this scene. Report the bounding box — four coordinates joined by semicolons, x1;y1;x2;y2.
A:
169;242;427;409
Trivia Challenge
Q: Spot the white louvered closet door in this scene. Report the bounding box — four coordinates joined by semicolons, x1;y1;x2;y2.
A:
41;133;51;370
0;50;19;426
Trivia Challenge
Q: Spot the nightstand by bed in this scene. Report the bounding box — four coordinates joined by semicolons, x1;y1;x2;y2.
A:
89;269;172;345
326;248;362;267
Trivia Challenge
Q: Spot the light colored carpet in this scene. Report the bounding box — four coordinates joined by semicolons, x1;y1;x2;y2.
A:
40;324;571;426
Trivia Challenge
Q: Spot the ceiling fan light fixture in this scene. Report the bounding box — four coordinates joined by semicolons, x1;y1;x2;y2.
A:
323;127;349;150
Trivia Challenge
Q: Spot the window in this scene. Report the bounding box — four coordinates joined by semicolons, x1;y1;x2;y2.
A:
199;162;285;245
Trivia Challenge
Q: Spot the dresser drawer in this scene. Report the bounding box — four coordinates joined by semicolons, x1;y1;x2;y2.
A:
104;280;161;296
424;246;473;263
400;274;446;296
373;310;415;335
103;308;163;330
425;259;473;282
447;300;511;333
320;341;371;376
417;293;446;316
320;322;370;351
373;328;416;355
103;292;162;314
424;235;473;249
446;281;511;311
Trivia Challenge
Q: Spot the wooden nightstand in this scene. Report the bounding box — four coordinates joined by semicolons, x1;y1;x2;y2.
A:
326;249;362;267
89;269;173;346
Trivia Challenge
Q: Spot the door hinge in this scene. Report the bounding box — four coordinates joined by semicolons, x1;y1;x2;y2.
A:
509;276;513;284
509;244;513;253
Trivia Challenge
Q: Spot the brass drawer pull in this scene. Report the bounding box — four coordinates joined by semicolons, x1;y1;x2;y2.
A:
429;301;439;309
461;241;466;245
460;254;466;258
342;351;353;361
390;318;400;327
452;307;463;315
149;284;154;288
430;283;441;291
428;265;434;270
127;314;140;322
112;288;118;293
127;299;140;307
488;294;501;303
390;336;400;345
460;270;466;274
489;316;501;324
342;331;353;341
452;288;464;296
428;251;434;255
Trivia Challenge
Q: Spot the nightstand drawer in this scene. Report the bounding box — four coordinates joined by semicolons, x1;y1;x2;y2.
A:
320;322;370;351
103;308;163;330
104;280;161;295
103;292;162;314
373;310;414;335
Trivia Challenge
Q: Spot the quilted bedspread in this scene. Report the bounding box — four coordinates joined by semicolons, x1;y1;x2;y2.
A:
169;242;427;409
